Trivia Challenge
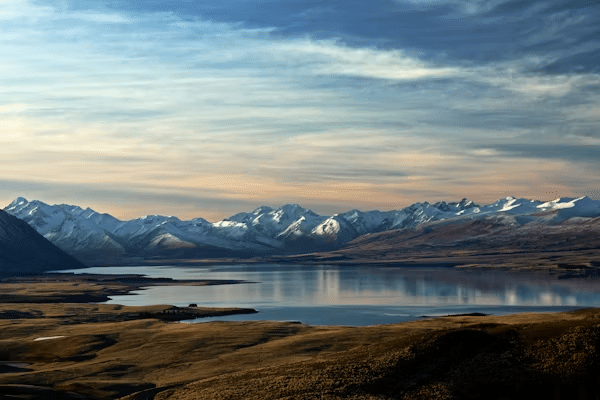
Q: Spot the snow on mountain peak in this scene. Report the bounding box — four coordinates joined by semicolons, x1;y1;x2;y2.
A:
431;198;478;213
538;197;588;210
11;197;28;206
454;198;477;209
6;195;600;260
312;217;341;236
534;196;600;220
252;206;274;214
500;197;519;211
274;204;309;219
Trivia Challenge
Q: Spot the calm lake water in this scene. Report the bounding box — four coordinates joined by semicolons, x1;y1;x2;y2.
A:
62;264;600;326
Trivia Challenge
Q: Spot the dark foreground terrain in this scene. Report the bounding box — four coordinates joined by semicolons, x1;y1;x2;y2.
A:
1;275;600;399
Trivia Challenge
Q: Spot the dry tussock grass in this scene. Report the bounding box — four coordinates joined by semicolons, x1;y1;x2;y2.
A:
2;278;600;399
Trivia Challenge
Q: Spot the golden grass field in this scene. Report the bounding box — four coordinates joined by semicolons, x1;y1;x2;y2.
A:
1;274;600;399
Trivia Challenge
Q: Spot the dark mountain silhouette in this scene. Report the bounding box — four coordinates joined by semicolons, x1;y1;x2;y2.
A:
0;209;86;275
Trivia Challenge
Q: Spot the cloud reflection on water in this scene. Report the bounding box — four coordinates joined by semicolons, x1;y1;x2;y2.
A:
66;265;600;308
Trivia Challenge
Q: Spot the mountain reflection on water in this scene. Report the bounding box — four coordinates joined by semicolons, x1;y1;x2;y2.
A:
64;265;600;326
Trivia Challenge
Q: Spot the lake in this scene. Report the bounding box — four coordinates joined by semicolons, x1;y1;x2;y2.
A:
62;264;600;326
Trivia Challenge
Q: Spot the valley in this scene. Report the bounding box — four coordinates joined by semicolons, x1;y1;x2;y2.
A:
2;196;600;398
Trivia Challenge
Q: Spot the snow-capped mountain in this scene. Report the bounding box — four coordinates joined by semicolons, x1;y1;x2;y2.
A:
0;208;85;273
4;196;600;262
336;197;600;265
5;198;128;258
3;198;278;260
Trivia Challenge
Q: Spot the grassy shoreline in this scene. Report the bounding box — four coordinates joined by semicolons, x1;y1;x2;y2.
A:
1;273;600;399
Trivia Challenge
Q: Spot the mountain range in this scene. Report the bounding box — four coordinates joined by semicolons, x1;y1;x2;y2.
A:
4;196;600;264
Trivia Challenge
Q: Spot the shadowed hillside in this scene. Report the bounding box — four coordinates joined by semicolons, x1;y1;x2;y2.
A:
0;209;86;274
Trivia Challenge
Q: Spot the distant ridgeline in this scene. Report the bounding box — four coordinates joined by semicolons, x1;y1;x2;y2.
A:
0;208;86;274
4;196;600;263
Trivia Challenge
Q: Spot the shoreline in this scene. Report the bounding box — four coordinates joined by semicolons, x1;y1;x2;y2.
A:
0;272;253;305
1;272;600;398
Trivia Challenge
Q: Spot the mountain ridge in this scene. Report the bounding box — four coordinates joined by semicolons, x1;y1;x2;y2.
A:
4;196;600;263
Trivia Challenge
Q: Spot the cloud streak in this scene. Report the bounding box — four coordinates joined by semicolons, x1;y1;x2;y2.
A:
0;0;599;218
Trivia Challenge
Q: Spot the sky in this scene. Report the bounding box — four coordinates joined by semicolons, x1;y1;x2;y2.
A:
1;0;599;221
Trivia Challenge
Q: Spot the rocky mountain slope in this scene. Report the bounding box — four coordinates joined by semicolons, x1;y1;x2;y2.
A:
283;197;600;274
0;209;86;274
4;196;600;263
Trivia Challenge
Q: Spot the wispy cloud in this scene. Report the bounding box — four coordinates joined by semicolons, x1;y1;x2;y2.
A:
281;39;460;80
397;0;509;15
1;0;599;218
